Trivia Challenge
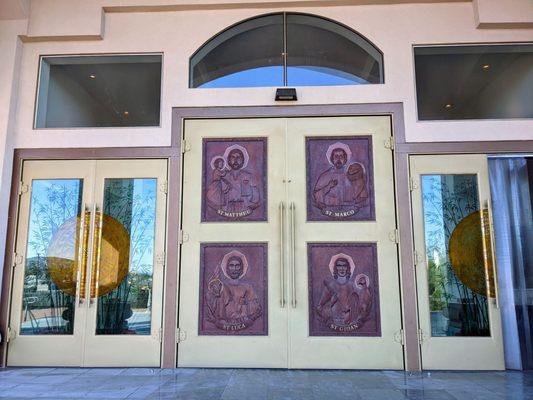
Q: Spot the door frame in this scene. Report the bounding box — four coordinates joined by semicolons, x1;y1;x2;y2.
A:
2;103;532;370
171;104;414;369
171;105;533;372
0;148;180;368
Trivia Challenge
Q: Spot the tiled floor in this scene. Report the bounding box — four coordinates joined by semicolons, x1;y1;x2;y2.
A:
0;368;532;400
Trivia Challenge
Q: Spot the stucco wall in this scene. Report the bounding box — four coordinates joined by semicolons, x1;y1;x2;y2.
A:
474;0;533;28
0;19;26;295
10;1;533;151
0;0;532;323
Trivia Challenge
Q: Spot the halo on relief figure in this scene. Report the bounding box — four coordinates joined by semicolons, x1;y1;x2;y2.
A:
354;273;370;289
326;142;352;165
223;144;250;169
221;250;249;280
210;155;228;170
328;253;356;277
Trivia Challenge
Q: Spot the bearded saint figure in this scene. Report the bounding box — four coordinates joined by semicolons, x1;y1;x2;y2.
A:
205;250;262;331
313;142;368;217
316;254;372;331
206;145;260;218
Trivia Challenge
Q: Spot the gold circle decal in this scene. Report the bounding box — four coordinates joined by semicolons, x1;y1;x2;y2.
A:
47;217;80;296
97;214;130;296
47;214;130;297
448;210;494;298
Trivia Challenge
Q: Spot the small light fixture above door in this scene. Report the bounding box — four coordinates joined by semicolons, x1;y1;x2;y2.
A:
275;88;297;101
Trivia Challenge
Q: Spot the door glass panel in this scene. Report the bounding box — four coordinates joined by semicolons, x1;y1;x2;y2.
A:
22;179;83;335
96;178;157;335
421;174;490;337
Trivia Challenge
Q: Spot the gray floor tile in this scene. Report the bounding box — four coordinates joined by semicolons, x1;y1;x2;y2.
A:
402;389;457;400
267;387;315;400
311;385;362;400
146;387;224;400
357;389;410;400
445;389;519;400
1;368;532;400
221;385;268;400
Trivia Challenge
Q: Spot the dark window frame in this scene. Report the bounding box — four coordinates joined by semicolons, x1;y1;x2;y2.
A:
34;52;164;130
413;43;533;122
189;12;385;88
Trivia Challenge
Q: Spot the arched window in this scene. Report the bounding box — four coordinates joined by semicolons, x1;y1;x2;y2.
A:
190;13;384;88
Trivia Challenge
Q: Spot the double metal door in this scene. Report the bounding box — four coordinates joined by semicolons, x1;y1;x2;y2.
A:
8;159;167;367
178;116;403;369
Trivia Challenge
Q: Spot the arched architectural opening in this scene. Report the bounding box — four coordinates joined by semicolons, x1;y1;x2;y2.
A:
190;13;384;88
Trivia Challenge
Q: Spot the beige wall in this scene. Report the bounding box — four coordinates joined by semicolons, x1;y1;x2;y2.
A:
0;19;26;292
0;0;29;20
474;0;533;28
10;1;533;151
0;0;532;307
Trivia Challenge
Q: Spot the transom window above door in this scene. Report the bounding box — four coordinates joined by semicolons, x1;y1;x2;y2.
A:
189;13;384;88
35;54;162;129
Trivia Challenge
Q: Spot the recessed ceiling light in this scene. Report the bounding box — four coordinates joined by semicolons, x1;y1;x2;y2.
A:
89;74;96;79
482;64;490;70
444;103;453;109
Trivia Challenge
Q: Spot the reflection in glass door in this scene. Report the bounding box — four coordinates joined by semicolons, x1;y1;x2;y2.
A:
7;159;167;367
421;174;491;338
95;178;157;336
8;161;94;366
21;179;84;336
411;155;504;370
83;160;167;367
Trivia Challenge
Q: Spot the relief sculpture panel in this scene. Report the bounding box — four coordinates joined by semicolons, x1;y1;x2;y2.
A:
199;243;268;335
306;136;374;221
308;243;381;336
202;138;267;222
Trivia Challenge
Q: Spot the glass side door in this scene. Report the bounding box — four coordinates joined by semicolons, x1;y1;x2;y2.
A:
7;159;167;367
178;118;288;368
286;116;404;369
82;159;167;367
7;160;95;366
410;154;504;370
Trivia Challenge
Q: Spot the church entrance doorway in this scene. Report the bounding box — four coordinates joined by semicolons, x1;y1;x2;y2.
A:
7;159;167;367
410;154;505;370
178;116;403;369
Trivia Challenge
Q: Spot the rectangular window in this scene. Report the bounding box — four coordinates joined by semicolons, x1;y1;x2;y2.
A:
414;44;533;120
35;54;162;128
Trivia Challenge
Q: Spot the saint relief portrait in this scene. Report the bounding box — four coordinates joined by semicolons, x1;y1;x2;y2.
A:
202;138;267;222
199;243;268;335
308;243;380;336
306;136;375;221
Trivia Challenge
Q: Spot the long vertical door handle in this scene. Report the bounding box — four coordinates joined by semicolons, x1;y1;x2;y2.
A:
279;202;285;308
290;202;296;308
77;206;91;305
90;205;103;306
485;199;499;309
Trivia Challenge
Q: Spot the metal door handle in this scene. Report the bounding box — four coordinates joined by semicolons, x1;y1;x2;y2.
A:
290;202;296;308
485;199;500;309
279;202;285;308
90;205;103;306
77;206;90;305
